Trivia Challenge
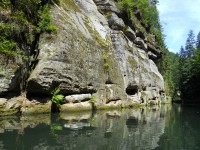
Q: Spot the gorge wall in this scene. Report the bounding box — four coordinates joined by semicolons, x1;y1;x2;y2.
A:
0;0;168;115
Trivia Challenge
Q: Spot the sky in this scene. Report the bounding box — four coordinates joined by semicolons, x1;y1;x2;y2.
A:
157;0;200;53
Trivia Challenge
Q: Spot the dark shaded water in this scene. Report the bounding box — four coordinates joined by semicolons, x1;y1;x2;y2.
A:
1;105;200;150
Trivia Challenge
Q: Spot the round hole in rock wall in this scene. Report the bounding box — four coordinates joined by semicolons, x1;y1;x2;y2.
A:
126;82;138;95
126;88;137;95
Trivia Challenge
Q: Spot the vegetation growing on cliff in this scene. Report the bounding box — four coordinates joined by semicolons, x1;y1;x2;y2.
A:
51;89;64;106
0;0;57;62
118;0;164;48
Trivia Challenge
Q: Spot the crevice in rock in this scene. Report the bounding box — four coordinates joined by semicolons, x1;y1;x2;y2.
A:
0;92;20;99
88;83;93;86
105;77;114;84
26;92;50;103
106;99;121;104
119;11;135;31
66;98;89;104
24;33;40;91
31;33;40;57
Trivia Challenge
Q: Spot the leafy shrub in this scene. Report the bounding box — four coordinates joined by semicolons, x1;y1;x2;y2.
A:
0;0;57;59
38;4;56;32
51;89;64;106
89;96;97;104
118;0;134;14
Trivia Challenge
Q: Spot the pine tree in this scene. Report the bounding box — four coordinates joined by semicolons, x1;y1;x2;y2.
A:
150;0;159;5
185;30;196;58
179;46;186;58
196;31;200;49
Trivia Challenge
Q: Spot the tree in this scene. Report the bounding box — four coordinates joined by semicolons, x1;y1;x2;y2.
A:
185;30;196;58
179;46;186;58
175;30;200;103
196;31;200;49
150;0;159;5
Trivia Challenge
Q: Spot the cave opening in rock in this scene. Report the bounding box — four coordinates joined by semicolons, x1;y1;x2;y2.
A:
126;88;137;95
126;82;138;95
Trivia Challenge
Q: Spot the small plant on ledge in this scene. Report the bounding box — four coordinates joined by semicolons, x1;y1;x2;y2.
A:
89;96;97;110
89;96;97;104
51;88;64;107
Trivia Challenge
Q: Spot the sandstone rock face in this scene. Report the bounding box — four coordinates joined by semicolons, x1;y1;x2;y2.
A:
0;0;167;113
0;98;22;116
107;13;125;30
26;0;165;110
0;98;7;108
0;67;22;96
21;99;52;115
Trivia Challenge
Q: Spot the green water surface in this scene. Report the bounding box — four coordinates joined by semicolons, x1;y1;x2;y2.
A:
0;105;200;150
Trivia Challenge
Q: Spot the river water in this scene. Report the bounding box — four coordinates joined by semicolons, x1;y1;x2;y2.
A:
0;105;200;150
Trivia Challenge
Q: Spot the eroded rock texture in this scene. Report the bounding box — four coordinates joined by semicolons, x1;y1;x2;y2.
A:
0;0;167;114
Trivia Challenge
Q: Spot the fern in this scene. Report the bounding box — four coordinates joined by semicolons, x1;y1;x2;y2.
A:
51;89;64;106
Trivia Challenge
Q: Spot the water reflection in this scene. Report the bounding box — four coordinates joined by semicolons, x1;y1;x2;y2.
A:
1;105;190;150
155;105;200;150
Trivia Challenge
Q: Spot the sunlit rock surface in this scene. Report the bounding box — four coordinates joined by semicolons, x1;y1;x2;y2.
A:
0;0;166;113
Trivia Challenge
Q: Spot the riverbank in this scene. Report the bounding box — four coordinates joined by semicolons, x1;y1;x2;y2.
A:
0;94;171;116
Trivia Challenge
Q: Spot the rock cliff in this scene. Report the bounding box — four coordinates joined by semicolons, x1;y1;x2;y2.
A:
0;0;167;115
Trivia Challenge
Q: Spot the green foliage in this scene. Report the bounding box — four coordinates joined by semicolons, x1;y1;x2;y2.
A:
185;30;196;58
166;30;200;102
38;4;56;32
118;0;165;48
0;0;57;60
0;0;11;9
89;96;97;104
164;52;180;97
196;32;200;49
51;123;63;131
118;0;166;86
118;0;134;13
51;89;64;106
0;40;17;56
50;123;63;136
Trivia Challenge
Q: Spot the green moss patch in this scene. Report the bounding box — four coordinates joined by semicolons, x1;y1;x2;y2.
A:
128;56;137;69
62;0;81;12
